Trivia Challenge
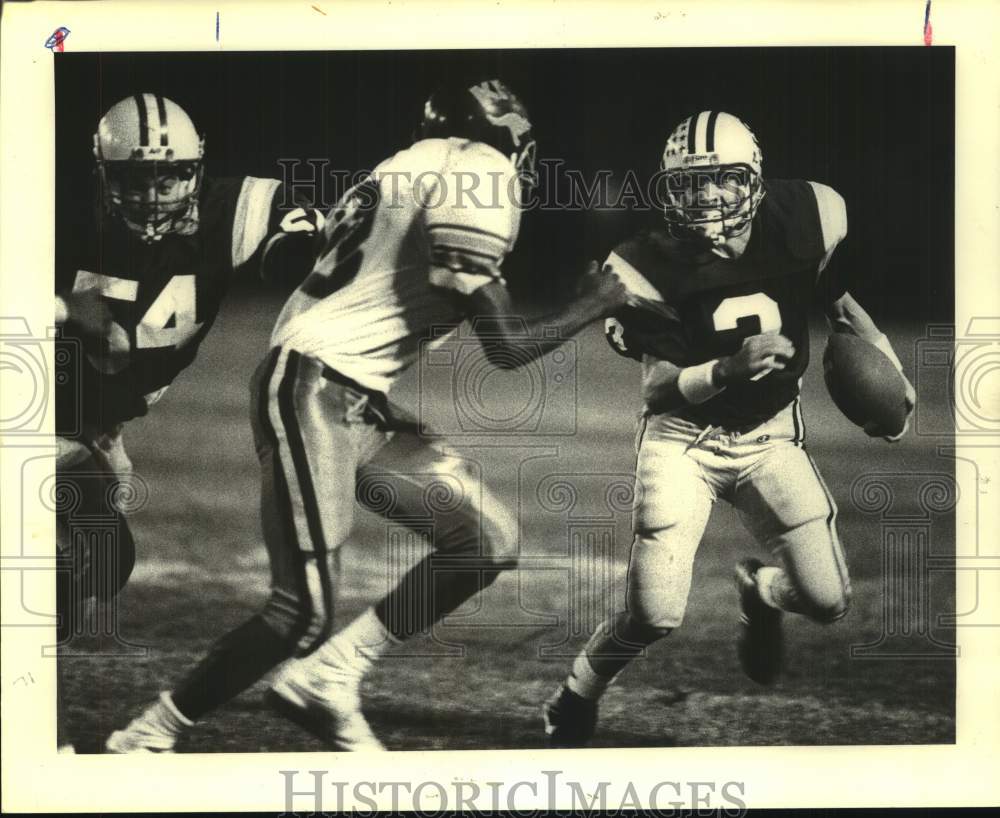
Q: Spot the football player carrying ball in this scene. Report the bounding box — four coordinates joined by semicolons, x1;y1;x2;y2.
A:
544;111;915;747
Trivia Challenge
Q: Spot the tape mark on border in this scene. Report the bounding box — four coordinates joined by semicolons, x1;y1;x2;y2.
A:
44;27;70;52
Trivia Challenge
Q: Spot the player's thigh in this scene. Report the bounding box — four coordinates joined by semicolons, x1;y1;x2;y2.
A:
358;430;517;563
627;437;714;629
252;351;371;622
254;351;369;554
735;444;850;618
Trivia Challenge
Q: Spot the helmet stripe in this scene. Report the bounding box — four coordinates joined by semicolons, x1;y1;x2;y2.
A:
155;95;169;147
686;113;699;154
705;110;720;152
143;93;160;147
133;94;149;146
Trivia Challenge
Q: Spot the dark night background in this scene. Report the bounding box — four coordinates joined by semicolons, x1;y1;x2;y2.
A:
55;48;959;754
55;48;954;320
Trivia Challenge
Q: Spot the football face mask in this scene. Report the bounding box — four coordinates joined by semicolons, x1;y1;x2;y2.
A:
101;160;202;241
662;164;761;247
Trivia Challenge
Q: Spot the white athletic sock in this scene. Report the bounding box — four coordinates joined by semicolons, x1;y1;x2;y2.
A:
566;651;615;701
314;608;399;684
147;691;194;735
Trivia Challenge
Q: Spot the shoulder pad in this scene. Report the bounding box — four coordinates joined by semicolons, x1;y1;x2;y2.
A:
758;178;827;264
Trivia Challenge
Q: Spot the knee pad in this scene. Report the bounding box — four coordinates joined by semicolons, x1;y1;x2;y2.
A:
626;594;688;631
807;585;852;625
772;516;852;625
620;612;673;643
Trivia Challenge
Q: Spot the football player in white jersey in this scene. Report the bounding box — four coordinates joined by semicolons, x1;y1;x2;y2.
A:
107;78;627;752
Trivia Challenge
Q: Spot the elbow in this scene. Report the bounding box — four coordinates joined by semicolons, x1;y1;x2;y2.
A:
826;291;880;339
825;293;854;333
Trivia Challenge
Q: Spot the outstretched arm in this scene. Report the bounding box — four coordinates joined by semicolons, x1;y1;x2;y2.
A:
455;262;627;370
422;141;627;370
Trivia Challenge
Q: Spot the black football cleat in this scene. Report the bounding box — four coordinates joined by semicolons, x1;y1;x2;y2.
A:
735;558;783;685
543;684;598;748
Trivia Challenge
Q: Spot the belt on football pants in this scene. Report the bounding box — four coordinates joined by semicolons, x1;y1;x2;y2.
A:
318;364;424;434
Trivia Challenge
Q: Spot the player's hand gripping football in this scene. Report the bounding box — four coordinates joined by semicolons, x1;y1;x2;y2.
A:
864;378;916;442
576;261;629;316
715;333;796;385
62;288;113;338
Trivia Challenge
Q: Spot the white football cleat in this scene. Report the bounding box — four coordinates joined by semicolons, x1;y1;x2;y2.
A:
266;663;385;752
105;692;190;753
105;724;177;753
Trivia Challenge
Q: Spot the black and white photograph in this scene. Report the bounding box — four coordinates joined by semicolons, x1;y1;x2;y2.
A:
1;1;998;813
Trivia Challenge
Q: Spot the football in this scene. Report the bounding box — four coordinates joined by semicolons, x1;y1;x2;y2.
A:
822;333;908;435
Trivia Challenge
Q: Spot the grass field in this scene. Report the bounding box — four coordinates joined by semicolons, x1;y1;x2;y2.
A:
59;291;956;751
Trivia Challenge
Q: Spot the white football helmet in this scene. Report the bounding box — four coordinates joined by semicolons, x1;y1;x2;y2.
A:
659;111;765;248
93;95;205;242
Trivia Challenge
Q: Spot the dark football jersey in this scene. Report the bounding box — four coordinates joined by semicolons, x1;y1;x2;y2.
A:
56;176;304;435
606;178;829;431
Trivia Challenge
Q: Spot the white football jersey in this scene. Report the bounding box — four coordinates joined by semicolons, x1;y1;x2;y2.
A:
271;138;522;393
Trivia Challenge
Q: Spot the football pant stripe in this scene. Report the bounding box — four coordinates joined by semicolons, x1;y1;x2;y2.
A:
155;94;169;147
271;449;316;648
706;110;720;152
687;113;699;154
805;453;849;593
256;347;283;448
257;348;315;647
791;396;805;447
289;354;340;653
276;351;335;653
133;94;149;146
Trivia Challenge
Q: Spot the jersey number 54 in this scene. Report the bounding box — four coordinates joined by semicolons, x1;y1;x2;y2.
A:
72;270;203;374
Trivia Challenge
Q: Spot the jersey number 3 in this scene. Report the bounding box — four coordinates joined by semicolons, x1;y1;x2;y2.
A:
713;292;783;381
72;271;203;374
712;292;782;337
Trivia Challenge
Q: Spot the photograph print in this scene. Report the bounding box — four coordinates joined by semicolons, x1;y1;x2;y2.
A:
50;46;956;755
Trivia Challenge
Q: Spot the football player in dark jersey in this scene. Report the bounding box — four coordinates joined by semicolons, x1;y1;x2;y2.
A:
54;94;323;650
543;111;916;747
